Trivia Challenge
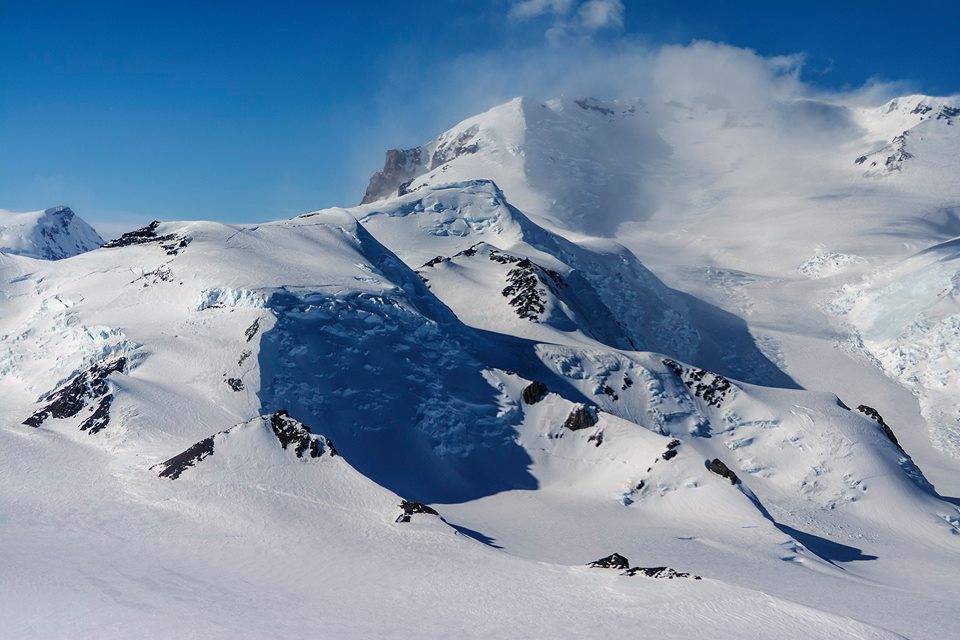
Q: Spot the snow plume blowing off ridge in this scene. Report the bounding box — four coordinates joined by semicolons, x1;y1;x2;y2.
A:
369;13;955;236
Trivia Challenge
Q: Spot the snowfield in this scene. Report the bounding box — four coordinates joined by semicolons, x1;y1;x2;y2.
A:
3;90;960;639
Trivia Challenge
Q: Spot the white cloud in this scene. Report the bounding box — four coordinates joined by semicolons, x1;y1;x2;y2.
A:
508;0;624;41
577;0;624;30
508;0;575;21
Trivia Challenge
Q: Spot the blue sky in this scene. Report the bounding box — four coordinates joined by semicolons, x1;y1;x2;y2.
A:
2;1;958;233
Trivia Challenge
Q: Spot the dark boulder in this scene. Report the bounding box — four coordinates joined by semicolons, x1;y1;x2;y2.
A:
396;500;439;523
522;381;548;405
706;458;739;485
563;405;598;431
588;553;629;570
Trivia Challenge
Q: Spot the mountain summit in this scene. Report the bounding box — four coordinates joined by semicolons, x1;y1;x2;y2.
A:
0;205;103;260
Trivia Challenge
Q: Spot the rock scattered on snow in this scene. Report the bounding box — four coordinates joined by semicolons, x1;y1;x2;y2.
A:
663;359;733;407
226;378;244;391
622;566;701;580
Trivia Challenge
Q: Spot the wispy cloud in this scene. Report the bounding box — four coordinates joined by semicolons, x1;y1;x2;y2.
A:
508;0;625;43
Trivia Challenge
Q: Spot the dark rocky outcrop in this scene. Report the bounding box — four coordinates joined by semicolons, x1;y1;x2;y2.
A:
502;259;548;321
361;147;423;204
23;357;126;432
270;410;324;459
575;98;615;116
78;394;114;434
154;410;332;480
856;405;904;452
244;318;261;342
622;566;701;580
421;255;447;268
662;448;678;461
226;378;244;391
522;381;548;405
430;126;480;169
102;220;191;255
563;405;598;431
588;553;629;570
155;436;216;480
662;359;733;407
706;458;740;485
395;500;439;523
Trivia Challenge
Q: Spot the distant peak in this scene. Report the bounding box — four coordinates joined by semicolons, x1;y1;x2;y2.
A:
43;205;74;218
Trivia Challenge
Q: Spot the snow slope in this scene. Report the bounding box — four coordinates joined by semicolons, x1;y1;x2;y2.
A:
4;91;960;639
0;206;103;260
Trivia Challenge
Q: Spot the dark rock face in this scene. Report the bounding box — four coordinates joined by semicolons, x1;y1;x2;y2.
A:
226;378;244;391
244;318;261;343
78;394;114;434
706;458;740;485
522;381;548;405
421;255;447;268
155;436;216;480
102;220;192;255
588;553;629;570
666;439;681;450
587;431;604;447
662;448;678;461
23;357;126;432
662;359;733;407
563;405;598;431
360;147;423;204
502;259;548;321
575;98;615;116
396;500;439;523
623;566;701;580
270;410;324;459
856;405;904;451
430;125;480;169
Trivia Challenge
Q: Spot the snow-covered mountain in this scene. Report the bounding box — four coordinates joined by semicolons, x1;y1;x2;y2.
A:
0;205;103;260
4;92;960;639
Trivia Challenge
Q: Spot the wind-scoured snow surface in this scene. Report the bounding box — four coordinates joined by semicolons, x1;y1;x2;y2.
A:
3;92;960;639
